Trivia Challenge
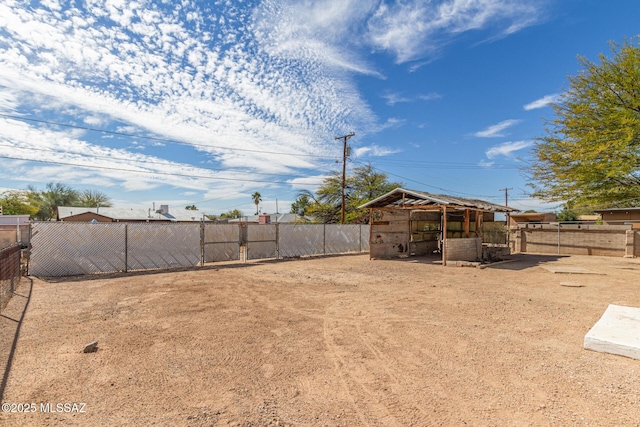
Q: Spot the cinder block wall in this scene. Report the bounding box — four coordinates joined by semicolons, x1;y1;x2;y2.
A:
446;237;481;261
370;210;411;259
510;225;635;257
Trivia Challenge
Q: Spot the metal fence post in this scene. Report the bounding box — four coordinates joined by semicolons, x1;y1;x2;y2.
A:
323;224;326;255
557;222;561;255
276;223;280;260
200;222;205;266
125;224;129;273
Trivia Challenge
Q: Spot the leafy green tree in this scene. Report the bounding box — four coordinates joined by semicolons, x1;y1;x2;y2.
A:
304;163;402;224
220;209;243;219
557;208;579;222
251;192;262;215
290;193;312;215
31;182;81;220
79;189;112;208
185;204;197;210
0;190;40;217
529;37;640;209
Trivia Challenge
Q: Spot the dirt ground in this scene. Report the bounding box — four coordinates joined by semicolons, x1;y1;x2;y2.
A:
1;253;640;426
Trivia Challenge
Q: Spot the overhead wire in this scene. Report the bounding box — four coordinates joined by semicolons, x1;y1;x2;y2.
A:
0;143;319;180
0;113;341;160
0;154;325;186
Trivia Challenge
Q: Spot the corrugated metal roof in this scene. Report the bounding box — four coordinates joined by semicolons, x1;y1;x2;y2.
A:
0;214;30;225
227;213;313;223
359;188;519;212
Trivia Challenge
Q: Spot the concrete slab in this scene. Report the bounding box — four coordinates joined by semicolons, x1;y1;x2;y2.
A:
584;304;640;360
541;266;604;274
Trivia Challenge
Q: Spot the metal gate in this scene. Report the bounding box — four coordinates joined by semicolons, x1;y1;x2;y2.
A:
203;224;241;262
246;224;277;260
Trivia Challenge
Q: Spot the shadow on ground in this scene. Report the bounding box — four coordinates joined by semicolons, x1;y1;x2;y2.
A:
0;277;33;402
484;254;569;271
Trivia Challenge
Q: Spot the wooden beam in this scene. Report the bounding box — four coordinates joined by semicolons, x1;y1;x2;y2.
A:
474;210;481;236
442;205;447;266
464;209;470;238
369;209;373;260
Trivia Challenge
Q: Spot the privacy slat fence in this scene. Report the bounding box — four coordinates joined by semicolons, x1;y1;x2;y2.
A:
29;222;369;277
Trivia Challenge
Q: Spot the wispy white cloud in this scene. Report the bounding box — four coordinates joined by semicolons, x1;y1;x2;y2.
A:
353;144;400;157
418;93;442;101
524;93;559;110
382;91;441;106
485;140;533;159
475;119;520;138
366;0;547;63
381;92;411;106
478;159;494;168
287;175;329;191
377;117;407;131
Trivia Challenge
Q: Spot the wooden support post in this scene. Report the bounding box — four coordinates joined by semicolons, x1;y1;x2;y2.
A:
369;209;373;260
464;209;470;238
474;211;481;236
442;205;447;266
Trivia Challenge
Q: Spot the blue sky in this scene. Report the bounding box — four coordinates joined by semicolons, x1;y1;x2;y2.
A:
0;0;638;217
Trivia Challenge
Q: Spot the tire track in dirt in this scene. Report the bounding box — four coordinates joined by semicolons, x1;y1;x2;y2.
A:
323;298;449;426
322;300;372;426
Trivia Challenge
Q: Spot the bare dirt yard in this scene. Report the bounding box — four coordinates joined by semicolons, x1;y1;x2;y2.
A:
1;253;640;426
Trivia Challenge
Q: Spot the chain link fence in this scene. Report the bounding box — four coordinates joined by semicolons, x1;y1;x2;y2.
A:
0;243;21;311
29;222;370;277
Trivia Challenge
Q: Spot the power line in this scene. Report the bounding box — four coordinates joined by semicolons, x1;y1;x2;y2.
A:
0;113;340;160
351;160;502;200
0;154;325;186
0;143;318;180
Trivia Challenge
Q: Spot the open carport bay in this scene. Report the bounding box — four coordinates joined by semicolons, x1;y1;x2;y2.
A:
1;253;640;426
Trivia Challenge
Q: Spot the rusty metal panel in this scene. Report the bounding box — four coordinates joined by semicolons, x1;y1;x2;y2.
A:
279;224;324;257
30;222;126;276
1;243;22;311
246;224;276;260
203;224;241;262
325;225;363;254
126;223;201;271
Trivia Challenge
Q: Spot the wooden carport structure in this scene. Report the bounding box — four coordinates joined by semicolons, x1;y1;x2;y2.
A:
359;188;518;265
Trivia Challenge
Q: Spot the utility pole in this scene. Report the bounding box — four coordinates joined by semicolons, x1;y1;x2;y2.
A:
499;187;513;228
335;132;355;224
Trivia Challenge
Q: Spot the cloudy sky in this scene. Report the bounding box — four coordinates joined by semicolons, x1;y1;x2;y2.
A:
0;0;638;216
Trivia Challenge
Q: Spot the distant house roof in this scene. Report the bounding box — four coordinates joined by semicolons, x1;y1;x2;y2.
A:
359;188;519;213
57;206;207;222
510;212;557;223
227;213;313;223
594;207;640;214
0;214;30;225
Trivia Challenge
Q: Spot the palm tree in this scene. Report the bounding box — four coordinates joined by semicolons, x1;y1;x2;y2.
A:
31;182;81;220
251;192;262;215
79;189;113;208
